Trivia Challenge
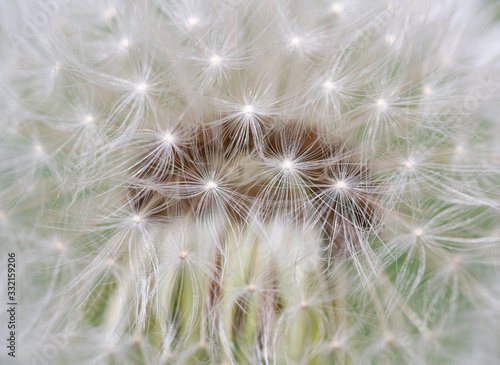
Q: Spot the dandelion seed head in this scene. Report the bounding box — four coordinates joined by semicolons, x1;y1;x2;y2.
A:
4;1;500;363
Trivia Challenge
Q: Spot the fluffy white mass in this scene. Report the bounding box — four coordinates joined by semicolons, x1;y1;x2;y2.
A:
1;0;500;364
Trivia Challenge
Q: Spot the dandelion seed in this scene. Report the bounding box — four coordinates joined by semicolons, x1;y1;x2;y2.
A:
384;333;395;345
440;55;451;65
132;215;142;224
413;227;424;238
206;181;218;190
282;159;293;171
335;180;346;190
330;3;344;14
84;115;94;125
422;85;433;95
135;83;148;93
290;36;301;47
56;241;66;252
322;80;336;91
35;144;44;155
451;256;461;268
404;159;414;170
187;17;198;27
425;330;436;342
104;7;117;20
120;37;130;49
53;61;61;73
300;301;309;309
490;153;500;163
242;104;254;114
179;251;188;259
376;98;387;109
454;145;464;155
330;339;342;350
163;132;175;144
247;284;256;292
209;55;221;66
385;34;396;45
